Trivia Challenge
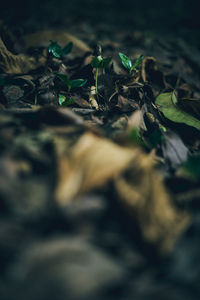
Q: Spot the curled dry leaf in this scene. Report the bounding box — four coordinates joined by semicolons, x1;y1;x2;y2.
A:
0;37;46;74
56;133;136;203
55;132;189;254
89;86;99;110
114;154;189;254
141;56;166;89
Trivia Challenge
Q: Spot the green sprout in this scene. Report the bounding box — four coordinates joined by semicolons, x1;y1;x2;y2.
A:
91;55;112;95
48;41;73;58
56;73;87;92
119;53;144;74
58;94;75;106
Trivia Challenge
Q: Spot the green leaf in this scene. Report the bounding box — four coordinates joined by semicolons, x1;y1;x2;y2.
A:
100;57;112;69
48;41;63;58
59;95;75;106
56;73;69;83
91;56;103;68
119;52;132;70
130;54;144;71
69;79;87;88
64;97;76;106
59;94;67;105
155;92;200;130
61;42;73;56
57;73;87;91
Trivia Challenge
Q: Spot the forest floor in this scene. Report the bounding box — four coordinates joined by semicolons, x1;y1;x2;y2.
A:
0;5;200;300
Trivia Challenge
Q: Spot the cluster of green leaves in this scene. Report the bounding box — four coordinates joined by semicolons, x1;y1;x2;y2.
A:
48;41;73;58
57;73;87;106
56;73;87;92
119;53;144;74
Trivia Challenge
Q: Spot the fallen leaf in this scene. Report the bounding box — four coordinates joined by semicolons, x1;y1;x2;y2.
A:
155;92;200;130
55;132;189;254
0;37;46;74
141;56;166;89
178;97;200;119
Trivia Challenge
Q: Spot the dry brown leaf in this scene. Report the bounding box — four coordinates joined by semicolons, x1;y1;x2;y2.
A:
24;30;91;55
0;37;46;74
114;154;189;254
141;56;166;89
55;133;189;254
89;86;99;110
56;133;136;203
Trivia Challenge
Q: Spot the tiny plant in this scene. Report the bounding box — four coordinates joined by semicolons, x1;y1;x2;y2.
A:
119;53;144;74
58;94;75;106
91;55;112;95
48;41;73;58
56;73;87;92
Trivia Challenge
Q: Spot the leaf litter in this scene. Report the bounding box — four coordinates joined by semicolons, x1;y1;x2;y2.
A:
0;15;200;300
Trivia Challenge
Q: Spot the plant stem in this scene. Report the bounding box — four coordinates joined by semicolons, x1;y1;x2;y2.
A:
95;68;99;96
35;94;38;105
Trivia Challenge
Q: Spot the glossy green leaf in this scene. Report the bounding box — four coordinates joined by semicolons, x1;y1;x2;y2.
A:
56;73;69;84
49;41;73;58
69;79;87;88
57;73;87;91
100;57;112;69
59;95;76;106
91;56;103;68
155;92;200;130
48;41;63;58
130;54;144;71
119;52;132;70
59;94;66;105
62;42;73;56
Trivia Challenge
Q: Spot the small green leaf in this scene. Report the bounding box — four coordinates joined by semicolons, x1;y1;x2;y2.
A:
56;73;71;91
91;55;103;68
61;42;73;56
59;94;67;105
100;57;112;69
155;92;200;130
130;54;144;71
48;41;62;58
119;52;132;70
69;79;87;88
57;73;87;91
64;97;75;106
59;95;75;106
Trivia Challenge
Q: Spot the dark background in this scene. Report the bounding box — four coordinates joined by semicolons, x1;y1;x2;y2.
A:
1;0;199;31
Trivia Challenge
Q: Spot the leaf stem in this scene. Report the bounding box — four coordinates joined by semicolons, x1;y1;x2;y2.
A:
95;67;99;96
